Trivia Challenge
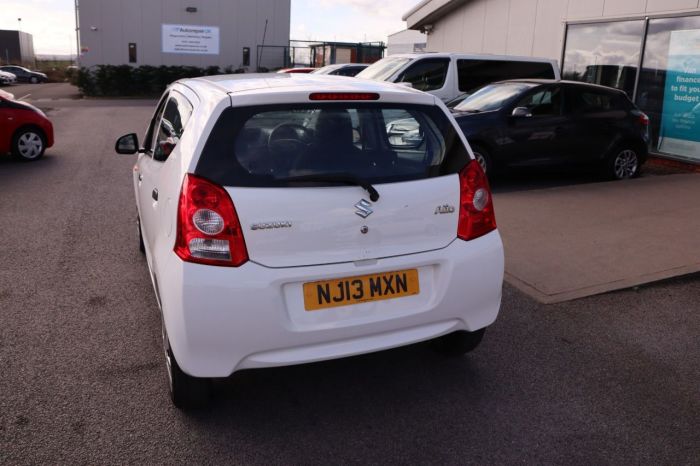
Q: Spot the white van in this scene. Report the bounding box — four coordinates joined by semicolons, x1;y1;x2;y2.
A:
356;53;561;102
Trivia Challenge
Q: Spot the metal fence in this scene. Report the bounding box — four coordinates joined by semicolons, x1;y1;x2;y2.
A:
256;40;385;71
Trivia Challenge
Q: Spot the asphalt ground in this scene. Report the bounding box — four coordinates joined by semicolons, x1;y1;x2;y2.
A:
1;82;81;102
0;100;698;464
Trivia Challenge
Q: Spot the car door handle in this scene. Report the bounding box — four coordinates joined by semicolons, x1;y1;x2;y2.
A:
152;188;158;201
138;173;143;182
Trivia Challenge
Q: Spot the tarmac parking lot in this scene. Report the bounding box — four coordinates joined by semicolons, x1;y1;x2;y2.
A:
1;82;81;102
0;91;698;464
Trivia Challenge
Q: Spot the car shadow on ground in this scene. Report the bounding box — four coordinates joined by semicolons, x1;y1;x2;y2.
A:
490;167;606;194
0;153;56;168
489;160;688;194
178;341;493;458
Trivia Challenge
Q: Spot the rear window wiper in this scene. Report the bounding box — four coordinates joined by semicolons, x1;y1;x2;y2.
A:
276;173;380;202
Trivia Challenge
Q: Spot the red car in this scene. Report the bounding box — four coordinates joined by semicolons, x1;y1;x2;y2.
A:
276;67;316;74
0;91;54;161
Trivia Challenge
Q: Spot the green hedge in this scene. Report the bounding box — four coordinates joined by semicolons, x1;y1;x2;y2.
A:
73;65;243;97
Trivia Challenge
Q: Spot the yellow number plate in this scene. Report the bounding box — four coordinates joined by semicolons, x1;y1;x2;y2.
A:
303;269;420;311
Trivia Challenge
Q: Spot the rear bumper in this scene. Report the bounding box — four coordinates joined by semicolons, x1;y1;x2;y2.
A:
157;231;504;377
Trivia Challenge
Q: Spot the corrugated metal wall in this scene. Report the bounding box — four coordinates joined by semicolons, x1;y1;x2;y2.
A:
79;0;290;69
420;0;700;61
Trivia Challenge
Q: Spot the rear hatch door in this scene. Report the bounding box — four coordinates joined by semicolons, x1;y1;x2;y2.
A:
195;97;470;268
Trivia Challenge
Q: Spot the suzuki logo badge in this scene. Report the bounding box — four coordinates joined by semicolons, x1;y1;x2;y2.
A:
354;199;373;218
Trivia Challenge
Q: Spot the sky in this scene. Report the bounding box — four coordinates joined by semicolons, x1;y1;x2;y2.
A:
0;0;420;57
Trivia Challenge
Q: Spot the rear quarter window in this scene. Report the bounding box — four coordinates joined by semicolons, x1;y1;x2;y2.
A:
573;90;626;113
195;103;469;187
457;59;555;93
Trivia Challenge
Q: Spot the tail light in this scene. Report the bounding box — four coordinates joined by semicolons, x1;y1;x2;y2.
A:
639;113;650;126
174;174;248;267
309;92;380;101
458;159;497;241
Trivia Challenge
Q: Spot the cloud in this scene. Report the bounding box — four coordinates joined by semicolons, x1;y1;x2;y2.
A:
292;0;419;42
0;0;76;56
316;0;416;19
0;0;422;55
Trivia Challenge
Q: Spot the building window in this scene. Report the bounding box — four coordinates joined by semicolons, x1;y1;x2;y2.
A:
242;47;250;67
128;43;137;63
637;16;700;162
562;21;645;97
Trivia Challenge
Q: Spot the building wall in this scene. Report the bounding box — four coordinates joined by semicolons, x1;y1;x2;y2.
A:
387;29;427;55
79;0;290;69
0;30;35;66
417;0;700;61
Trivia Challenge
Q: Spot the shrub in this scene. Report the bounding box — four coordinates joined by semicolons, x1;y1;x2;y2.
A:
75;64;231;97
74;68;96;96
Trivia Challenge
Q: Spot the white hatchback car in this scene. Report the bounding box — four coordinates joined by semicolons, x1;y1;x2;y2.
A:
115;74;504;408
0;70;17;85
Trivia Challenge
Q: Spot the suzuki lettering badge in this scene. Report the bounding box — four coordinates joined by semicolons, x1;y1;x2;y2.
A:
354;199;373;218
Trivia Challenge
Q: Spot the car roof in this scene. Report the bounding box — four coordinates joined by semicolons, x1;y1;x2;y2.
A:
381;52;557;64
497;78;628;94
322;63;366;69
178;73;435;104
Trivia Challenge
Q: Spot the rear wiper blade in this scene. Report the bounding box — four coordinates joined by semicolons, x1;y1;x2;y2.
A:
277;173;380;202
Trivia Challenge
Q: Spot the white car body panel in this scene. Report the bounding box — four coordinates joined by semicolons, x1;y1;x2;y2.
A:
231;175;459;268
131;74;504;378
0;71;16;84
158;231;503;377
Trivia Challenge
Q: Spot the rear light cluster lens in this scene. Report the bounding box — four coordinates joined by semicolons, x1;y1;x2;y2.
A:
639;113;650;126
309;92;380;101
457;159;497;241
193;209;225;235
174;174;248;267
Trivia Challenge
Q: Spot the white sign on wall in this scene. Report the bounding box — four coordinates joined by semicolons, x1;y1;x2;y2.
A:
162;24;219;55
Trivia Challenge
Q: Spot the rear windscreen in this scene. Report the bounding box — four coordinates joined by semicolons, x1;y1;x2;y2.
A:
195;103;470;187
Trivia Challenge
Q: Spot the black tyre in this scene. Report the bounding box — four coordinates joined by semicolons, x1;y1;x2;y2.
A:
163;323;210;409
471;145;493;177
11;128;46;161
137;217;145;254
606;147;641;180
30;76;38;84
432;329;486;357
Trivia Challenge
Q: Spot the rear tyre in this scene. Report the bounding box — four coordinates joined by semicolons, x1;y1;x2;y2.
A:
471;145;493;178
137;217;145;254
11;128;46;161
432;329;486;357
606;147;641;180
163;323;210;409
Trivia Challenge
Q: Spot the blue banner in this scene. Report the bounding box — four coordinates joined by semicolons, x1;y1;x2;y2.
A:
658;29;700;161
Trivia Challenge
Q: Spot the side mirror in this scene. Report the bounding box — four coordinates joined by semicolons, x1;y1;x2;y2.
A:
115;133;140;154
511;107;532;118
